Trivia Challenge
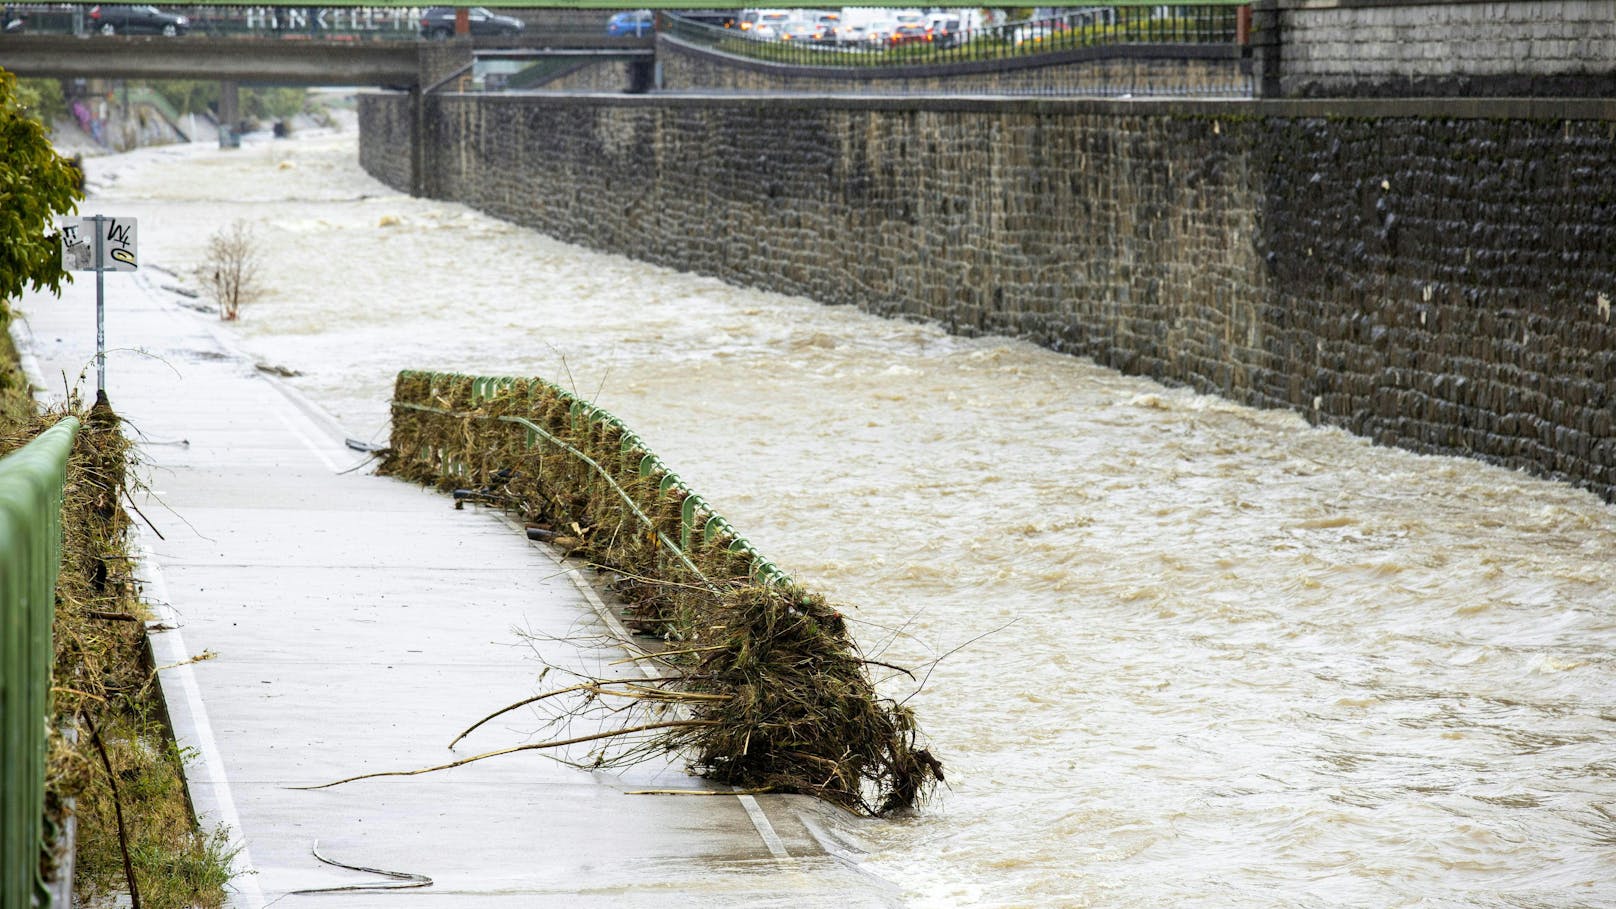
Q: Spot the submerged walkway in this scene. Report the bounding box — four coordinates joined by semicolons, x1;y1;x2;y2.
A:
16;271;895;906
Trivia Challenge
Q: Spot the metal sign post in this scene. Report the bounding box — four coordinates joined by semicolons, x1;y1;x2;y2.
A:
60;215;138;395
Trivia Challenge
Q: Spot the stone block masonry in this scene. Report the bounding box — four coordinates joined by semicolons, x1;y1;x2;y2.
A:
359;92;1616;502
1265;0;1616;97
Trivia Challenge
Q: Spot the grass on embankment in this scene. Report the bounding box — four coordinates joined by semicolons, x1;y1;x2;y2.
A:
0;333;233;908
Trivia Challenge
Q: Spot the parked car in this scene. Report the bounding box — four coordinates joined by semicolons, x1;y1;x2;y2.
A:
929;15;962;49
418;7;524;39
605;9;653;37
777;20;815;41
887;22;928;45
809;11;838;43
669;8;737;28
738;8;790;36
88;5;188;36
833;22;867;46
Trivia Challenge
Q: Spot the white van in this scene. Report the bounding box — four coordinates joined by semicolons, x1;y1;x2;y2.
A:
836;6;895;45
737;8;794;37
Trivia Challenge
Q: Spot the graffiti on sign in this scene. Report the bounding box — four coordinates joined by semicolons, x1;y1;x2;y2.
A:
61;217;138;273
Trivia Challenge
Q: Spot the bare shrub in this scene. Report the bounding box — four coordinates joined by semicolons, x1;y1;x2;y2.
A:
201;220;260;321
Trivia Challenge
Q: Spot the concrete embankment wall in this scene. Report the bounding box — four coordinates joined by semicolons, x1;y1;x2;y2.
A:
358;93;1616;501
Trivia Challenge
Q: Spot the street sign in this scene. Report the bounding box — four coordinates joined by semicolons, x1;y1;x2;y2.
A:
59;214;139;396
61;216;138;272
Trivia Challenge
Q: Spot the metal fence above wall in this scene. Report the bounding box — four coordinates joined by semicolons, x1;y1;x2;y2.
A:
662;5;1244;71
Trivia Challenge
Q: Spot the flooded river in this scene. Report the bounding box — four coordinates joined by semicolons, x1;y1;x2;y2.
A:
68;127;1616;907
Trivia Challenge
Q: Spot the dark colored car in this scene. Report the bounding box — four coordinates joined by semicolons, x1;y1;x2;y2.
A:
605;9;652;37
668;9;737;29
88;5;189;36
418;6;524;39
930;17;962;49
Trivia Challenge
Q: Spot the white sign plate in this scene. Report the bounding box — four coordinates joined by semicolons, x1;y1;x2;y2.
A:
61;217;139;272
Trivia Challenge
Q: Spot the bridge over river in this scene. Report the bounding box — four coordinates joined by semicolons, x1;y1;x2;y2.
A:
0;32;650;86
15;122;1616;907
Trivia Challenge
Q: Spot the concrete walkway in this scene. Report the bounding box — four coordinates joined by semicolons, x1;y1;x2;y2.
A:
16;269;897;906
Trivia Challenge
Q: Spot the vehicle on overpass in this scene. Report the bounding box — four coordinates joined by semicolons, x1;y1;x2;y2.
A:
605;9;652;37
418;6;524;39
87;4;188;36
669;8;738;29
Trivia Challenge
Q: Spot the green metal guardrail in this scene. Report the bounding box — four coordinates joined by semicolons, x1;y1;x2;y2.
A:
392;371;792;588
0;418;80;909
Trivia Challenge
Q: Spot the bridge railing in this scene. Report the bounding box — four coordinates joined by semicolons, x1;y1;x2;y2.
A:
9;4;424;40
661;4;1245;71
0;418;80;909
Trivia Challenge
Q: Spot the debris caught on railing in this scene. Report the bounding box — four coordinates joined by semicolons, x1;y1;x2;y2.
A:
375;370;942;816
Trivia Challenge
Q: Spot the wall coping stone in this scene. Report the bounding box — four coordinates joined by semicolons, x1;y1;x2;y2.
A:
1276;0;1532;8
450;90;1616;121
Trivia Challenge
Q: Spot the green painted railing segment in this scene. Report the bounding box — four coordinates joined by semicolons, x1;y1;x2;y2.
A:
0;418;80;909
402;371;791;588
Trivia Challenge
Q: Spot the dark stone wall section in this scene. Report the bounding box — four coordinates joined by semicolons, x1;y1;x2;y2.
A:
1258;116;1616;490
357;92;1616;502
357;93;413;191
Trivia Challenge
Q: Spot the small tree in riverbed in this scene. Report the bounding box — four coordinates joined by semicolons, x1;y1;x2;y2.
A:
202;220;259;320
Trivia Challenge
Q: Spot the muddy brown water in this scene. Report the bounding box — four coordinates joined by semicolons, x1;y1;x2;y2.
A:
81;130;1616;908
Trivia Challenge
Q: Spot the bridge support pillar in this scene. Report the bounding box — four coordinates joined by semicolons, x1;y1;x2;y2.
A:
217;80;240;148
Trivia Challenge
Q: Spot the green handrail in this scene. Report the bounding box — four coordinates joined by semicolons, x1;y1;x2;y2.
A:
0;418;80;909
394;371;793;588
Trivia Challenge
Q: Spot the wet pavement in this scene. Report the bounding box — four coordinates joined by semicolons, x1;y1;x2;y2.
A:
14;262;898;907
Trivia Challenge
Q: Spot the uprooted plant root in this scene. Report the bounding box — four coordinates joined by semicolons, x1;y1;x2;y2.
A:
379;371;942;816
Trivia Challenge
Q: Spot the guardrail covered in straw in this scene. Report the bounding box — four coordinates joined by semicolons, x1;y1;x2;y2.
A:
0;417;79;909
383;371;941;815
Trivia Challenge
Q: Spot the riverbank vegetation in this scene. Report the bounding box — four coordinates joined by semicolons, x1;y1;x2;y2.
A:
1;65;233;908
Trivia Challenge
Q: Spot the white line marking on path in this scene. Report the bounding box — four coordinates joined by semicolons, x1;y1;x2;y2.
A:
272;405;342;472
138;542;267;909
738;794;793;861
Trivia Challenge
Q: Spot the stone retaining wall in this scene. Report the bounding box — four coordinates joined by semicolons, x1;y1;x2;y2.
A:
358;92;1616;501
521;60;639;92
357;92;413;191
1263;0;1616;97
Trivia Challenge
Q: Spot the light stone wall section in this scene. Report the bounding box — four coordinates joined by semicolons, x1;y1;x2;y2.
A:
1276;0;1616;96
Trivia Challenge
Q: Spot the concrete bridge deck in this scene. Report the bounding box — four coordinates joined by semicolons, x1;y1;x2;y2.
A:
14;262;894;905
0;33;653;86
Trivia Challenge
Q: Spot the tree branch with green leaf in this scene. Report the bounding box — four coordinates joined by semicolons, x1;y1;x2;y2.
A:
0;66;85;314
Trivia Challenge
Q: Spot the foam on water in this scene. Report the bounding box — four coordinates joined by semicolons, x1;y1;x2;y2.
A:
79;128;1616;908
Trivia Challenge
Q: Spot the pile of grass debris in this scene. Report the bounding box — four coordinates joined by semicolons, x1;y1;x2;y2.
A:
381;370;941;816
1;395;232;909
